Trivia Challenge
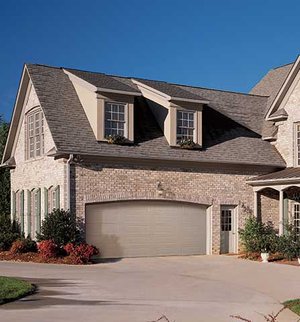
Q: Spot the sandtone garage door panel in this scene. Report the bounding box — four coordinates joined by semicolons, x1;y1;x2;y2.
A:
85;201;207;258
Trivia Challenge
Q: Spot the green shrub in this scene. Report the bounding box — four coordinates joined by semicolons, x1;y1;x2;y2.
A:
239;216;278;253
0;214;21;251
36;209;83;247
277;223;300;260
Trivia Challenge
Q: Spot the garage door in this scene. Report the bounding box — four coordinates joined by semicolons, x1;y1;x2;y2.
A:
85;200;208;258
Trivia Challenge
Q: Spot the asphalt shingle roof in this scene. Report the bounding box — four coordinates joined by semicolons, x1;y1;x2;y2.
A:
65;68;140;93
249;167;300;182
26;64;286;168
134;78;206;101
250;63;293;114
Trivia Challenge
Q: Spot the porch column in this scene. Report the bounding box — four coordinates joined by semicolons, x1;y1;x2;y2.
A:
253;190;258;217
279;189;284;235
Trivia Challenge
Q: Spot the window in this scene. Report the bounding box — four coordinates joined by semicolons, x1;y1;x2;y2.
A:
221;209;232;232
104;102;126;137
27;109;44;159
48;186;60;212
176;110;195;142
32;188;41;236
293;203;300;235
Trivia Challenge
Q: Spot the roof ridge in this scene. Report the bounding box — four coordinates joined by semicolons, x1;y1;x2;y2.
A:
27;63;269;98
272;62;294;70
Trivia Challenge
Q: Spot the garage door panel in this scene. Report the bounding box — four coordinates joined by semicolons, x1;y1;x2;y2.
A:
86;201;207;258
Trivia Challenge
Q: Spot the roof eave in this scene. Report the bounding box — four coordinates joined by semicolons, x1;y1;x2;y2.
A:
96;87;141;96
266;55;300;120
247;177;300;186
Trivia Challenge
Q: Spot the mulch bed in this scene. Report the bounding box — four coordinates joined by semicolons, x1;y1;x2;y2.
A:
0;251;91;265
238;252;300;266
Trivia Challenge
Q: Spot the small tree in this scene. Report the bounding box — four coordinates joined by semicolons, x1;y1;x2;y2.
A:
0;214;21;250
36;209;83;247
239;216;278;254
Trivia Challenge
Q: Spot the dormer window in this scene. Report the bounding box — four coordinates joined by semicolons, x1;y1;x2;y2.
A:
104;102;126;137
26;108;44;159
176;110;195;143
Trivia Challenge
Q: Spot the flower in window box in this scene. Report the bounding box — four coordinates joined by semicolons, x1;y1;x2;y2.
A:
179;138;196;149
106;135;127;145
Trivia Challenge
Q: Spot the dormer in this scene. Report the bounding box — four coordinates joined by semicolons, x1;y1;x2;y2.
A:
64;69;141;142
132;79;209;147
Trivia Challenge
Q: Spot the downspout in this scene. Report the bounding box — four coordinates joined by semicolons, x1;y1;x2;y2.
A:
67;154;74;211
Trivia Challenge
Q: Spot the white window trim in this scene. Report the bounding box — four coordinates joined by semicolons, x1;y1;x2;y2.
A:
104;101;128;139
176;109;196;143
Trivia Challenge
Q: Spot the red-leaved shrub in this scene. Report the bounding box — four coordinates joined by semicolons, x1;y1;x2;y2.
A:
10;240;27;254
10;238;37;254
64;243;99;264
37;240;58;258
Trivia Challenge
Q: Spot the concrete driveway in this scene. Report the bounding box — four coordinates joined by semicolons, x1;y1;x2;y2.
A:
0;255;299;322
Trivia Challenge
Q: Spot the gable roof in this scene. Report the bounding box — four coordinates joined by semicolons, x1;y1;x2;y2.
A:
250;63;293;114
2;63;286;168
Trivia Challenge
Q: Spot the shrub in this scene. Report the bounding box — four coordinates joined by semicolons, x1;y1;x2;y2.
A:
10;240;26;254
64;243;99;264
239;216;278;253
10;237;37;254
0;214;21;251
37;240;58;258
22;237;38;253
277;223;300;260
36;209;83;247
106;134;127;145
179;138;196;149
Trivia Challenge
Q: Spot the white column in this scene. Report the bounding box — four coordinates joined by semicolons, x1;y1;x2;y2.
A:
253;191;258;217
279;189;284;235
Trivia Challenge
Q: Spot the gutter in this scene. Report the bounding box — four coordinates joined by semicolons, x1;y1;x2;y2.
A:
66;154;74;211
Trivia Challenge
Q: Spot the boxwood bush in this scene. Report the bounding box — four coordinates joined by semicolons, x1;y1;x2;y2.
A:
36;209;83;247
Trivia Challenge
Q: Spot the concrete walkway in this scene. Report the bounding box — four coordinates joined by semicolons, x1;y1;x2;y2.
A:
0;255;299;322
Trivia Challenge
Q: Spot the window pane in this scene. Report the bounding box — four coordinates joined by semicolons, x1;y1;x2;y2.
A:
104;102;126;137
176;110;195;142
27;110;44;159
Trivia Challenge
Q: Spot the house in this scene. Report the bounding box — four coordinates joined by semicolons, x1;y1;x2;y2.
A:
2;57;300;258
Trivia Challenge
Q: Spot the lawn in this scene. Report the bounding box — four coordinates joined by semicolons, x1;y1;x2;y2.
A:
0;276;35;304
283;299;300;316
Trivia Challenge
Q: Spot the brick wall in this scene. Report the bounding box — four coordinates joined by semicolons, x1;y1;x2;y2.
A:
72;161;267;254
10;83;66;237
274;73;300;166
258;188;279;230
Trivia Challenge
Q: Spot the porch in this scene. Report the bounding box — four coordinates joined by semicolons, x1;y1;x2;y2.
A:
248;167;300;235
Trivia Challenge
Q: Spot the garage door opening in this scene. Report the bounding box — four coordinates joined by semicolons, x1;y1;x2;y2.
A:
85;200;210;258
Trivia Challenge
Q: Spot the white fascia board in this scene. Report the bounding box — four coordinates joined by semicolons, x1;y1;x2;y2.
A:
96;87;141;96
246;177;300;185
262;136;276;141
2;66;29;164
171;97;210;104
266;55;300;120
268;114;288;121
63;69;97;92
